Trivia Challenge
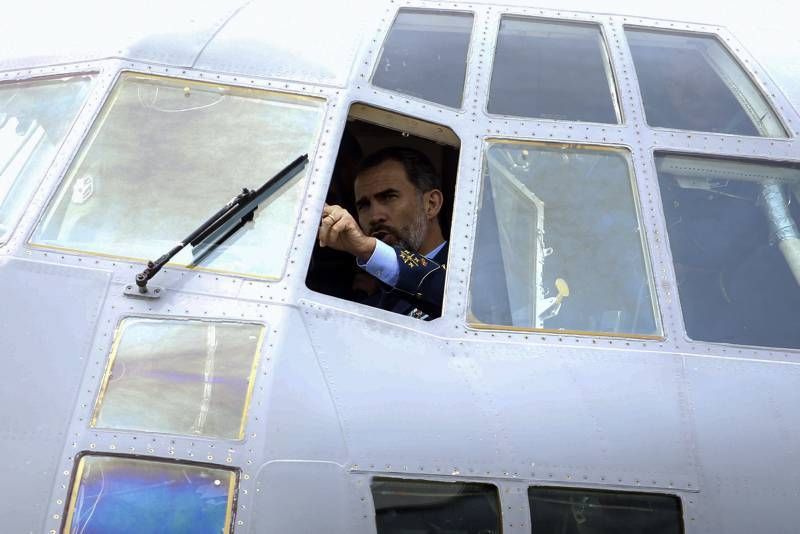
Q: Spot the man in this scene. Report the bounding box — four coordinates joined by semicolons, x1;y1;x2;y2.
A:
317;147;447;320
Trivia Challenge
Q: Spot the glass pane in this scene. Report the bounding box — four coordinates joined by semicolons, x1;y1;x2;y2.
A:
489;18;619;123
65;455;236;534
529;487;683;534
372;9;473;108
656;154;800;349
469;141;660;337
372;478;500;534
31;73;324;279
626;29;787;137
92;318;264;439
0;75;91;243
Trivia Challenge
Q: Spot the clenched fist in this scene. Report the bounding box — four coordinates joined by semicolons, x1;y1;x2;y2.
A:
318;203;376;261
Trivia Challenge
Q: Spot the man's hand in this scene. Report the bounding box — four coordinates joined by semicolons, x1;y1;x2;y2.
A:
318;203;376;262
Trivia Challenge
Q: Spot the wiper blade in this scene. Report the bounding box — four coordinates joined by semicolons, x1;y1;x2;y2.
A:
134;153;309;293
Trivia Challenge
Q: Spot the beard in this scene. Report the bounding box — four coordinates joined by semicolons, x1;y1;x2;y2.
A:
369;200;428;252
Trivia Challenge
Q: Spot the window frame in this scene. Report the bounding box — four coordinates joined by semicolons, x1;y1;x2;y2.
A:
369;7;477;111
89;315;267;440
485;14;624;126
62;452;239;534
370;475;503;534
25;69;328;282
650;149;800;350
0;72;96;246
527;484;686;534
623;24;793;140
465;138;664;341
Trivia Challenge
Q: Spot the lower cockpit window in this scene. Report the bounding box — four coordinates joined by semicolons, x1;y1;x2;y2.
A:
64;455;236;534
529;487;683;533
31;72;324;279
92;318;264;440
372;478;501;534
469;141;661;337
656;154;800;349
0;75;92;244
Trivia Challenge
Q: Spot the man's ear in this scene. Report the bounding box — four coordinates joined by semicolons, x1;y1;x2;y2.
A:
423;189;444;220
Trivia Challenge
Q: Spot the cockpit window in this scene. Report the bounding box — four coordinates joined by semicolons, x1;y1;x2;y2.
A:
529;486;684;533
372;478;501;534
372;9;473;108
656;154;800;349
469;141;660;337
0;75;92;244
488;17;620;123
626;29;787;137
91;318;264;439
31;73;323;279
65;455;236;533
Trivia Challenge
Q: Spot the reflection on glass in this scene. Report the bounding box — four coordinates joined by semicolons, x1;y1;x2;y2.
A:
0;75;91;243
656;154;800;349
626;29;787;137
92;318;264;439
469;141;659;336
372;9;473;108
529;487;683;534
372;478;500;534
489;17;619;123
65;455;236;534
31;73;324;279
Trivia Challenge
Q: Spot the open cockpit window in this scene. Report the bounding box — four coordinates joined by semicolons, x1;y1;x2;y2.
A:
306;104;459;321
372;478;501;534
372;9;473;108
92;318;264;439
656;154;800;349
31;73;324;279
469;141;660;337
626;29;787;137
0;75;92;244
65;455;236;533
489;17;620;123
529;486;684;533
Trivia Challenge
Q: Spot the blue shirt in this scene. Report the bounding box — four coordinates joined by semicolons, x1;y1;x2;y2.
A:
358;240;447;287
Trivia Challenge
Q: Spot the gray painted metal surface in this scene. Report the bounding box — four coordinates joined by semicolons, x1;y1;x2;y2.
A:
0;259;109;533
0;0;799;532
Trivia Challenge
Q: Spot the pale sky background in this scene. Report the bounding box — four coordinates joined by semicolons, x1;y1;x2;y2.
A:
1;0;798;106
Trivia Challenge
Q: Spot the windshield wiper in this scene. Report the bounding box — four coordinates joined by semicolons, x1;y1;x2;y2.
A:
132;153;309;294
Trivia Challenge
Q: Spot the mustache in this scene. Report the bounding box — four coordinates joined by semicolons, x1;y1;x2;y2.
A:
368;224;399;238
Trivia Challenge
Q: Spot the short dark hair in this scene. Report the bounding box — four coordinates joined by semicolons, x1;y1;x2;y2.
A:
356;147;441;194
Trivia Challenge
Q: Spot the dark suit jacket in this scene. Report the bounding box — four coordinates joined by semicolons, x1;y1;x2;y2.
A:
364;242;448;320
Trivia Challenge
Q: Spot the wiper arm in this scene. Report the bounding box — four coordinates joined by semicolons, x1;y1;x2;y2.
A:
133;153;309;294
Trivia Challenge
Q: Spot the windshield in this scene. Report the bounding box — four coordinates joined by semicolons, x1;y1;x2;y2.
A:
31;73;324;279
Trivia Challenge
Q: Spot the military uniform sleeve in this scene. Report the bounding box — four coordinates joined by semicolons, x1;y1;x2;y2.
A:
392;246;446;311
356;239;400;286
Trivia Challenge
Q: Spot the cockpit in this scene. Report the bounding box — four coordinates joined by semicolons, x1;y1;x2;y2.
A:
0;3;798;533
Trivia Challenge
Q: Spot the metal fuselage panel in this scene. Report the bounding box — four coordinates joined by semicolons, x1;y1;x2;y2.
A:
0;1;798;533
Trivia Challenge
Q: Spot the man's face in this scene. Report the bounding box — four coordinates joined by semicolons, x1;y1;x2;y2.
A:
354;159;428;251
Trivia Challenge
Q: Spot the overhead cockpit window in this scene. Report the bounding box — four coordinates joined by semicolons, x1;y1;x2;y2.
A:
64;455;236;533
469;141;660;337
656;154;800;349
488;18;620;123
626;29;787;137
529;487;684;533
372;478;501;534
372;9;473;108
31;73;323;279
0;75;92;244
92;318;264;439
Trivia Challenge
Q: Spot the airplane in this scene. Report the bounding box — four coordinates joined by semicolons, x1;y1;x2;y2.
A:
0;0;798;532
